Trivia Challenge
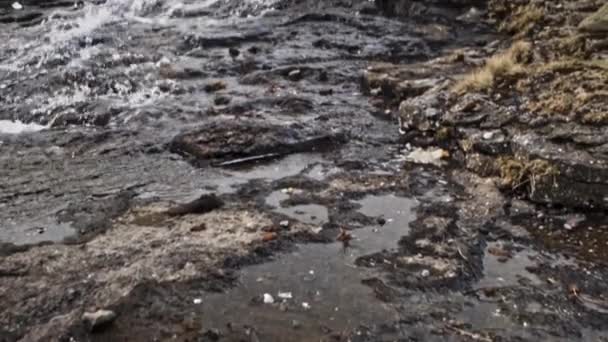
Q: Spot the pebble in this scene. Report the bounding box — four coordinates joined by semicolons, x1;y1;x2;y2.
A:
302;302;311;310
83;310;117;331
193;298;202;304
420;269;430;277
279;220;290;228
204;80;227;93
482;131;494;140
228;47;240;58
214;95;231;106
263;293;274;304
278;291;292;299
12;2;23;10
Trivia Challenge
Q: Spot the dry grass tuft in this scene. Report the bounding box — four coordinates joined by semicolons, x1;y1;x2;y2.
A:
453;41;531;94
498;157;558;193
581;112;608;125
500;4;546;35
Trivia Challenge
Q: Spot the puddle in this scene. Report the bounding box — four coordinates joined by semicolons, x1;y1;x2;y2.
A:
265;190;329;225
137;154;326;201
193;194;416;341
206;154;326;194
477;242;542;288
458;301;515;330
0;216;75;245
353;195;415;254
305;163;341;181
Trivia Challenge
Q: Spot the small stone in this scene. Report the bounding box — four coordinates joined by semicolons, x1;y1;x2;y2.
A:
83;310;116;331
262;232;278;242
190;223;206;232
420;269;430;277
166;194;223;216
203;329;221;341
279;220;290;228
204;80;227;93
278;292;292;299
302;302;311;310
287;69;301;81
214;95;231;106
12;2;23;10
376;217;386;226
193;298;202;304
263;293;274;304
482;131;494;140
228;47;240;58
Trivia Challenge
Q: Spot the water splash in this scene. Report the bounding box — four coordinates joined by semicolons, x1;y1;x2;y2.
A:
0;120;48;134
0;0;166;71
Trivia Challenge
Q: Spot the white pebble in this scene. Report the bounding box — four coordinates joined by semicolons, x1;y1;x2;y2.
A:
263;293;274;304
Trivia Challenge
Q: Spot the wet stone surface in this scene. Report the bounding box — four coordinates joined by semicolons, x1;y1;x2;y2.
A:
1;0;608;341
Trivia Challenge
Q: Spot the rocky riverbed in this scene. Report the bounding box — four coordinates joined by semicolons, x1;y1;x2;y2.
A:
1;0;607;341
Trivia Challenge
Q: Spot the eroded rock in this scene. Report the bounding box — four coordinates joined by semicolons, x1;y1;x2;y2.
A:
83;310;117;331
169;119;346;166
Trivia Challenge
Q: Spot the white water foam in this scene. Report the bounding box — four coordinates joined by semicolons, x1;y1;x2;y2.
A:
0;120;48;134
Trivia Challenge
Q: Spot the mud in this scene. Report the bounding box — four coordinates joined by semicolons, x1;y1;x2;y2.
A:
1;0;608;341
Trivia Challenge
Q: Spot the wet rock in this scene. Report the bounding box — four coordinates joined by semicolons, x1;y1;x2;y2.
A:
319;88;333;96
83;310;116;332
57;190;134;242
159;64;205;79
509;133;608;209
398;83;449;133
166;194;224;216
169;119;346;166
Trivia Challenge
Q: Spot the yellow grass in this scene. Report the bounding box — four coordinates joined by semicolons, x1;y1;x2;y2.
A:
453;41;531;94
500;4;546;35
